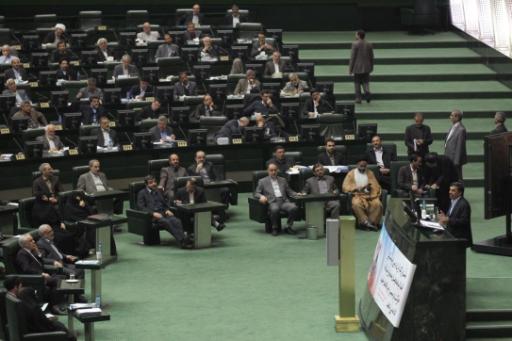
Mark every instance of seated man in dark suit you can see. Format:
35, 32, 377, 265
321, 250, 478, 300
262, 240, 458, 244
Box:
136, 175, 192, 248
96, 116, 118, 148
251, 32, 275, 60
81, 96, 106, 125
173, 72, 197, 100
318, 138, 344, 166
254, 162, 300, 236
32, 163, 74, 255
199, 36, 219, 62
397, 153, 425, 197
149, 115, 175, 143
255, 113, 278, 139
183, 22, 200, 42
263, 51, 290, 78
438, 182, 473, 247
56, 59, 80, 81
302, 89, 333, 118
266, 145, 295, 174
17, 287, 76, 341
36, 124, 65, 153
51, 41, 77, 63
242, 91, 279, 117
190, 94, 220, 122
158, 153, 188, 203
225, 4, 246, 28
216, 116, 249, 138
127, 78, 153, 100
141, 98, 163, 119
423, 152, 458, 213
16, 234, 65, 315
181, 4, 204, 26
113, 54, 140, 78
96, 37, 115, 62
187, 150, 231, 205
366, 135, 397, 191
4, 57, 28, 82
175, 178, 225, 231
37, 224, 83, 279
302, 163, 340, 219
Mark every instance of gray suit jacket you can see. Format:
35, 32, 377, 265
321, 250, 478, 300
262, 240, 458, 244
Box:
349, 39, 374, 74
234, 78, 261, 96
77, 171, 109, 193
254, 176, 297, 203
37, 238, 66, 262
36, 135, 64, 151
159, 166, 188, 196
149, 125, 174, 142
444, 122, 467, 166
113, 64, 140, 78
303, 175, 338, 195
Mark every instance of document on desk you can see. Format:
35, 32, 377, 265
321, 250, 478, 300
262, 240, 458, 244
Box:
76, 308, 102, 317
76, 260, 101, 266
419, 220, 445, 231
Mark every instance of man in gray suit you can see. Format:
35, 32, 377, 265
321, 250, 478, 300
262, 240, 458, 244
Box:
149, 116, 175, 143
234, 69, 261, 96
77, 159, 110, 194
444, 109, 467, 180
349, 30, 374, 104
302, 164, 340, 219
254, 163, 300, 236
154, 33, 180, 60
158, 153, 188, 203
36, 124, 65, 153
113, 54, 140, 78
77, 159, 123, 224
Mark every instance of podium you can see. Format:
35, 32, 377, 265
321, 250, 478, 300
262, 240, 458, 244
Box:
86, 189, 127, 217
291, 193, 340, 237
176, 201, 227, 248
359, 198, 467, 340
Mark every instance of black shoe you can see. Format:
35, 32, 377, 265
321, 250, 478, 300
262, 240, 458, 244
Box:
363, 222, 378, 231
355, 98, 362, 104
365, 93, 371, 103
272, 229, 279, 236
284, 227, 297, 235
215, 223, 226, 231
50, 305, 67, 315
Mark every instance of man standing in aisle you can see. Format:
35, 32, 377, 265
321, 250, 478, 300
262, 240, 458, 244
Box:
349, 30, 374, 104
444, 109, 467, 180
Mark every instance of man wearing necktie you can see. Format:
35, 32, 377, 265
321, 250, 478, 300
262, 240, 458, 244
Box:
37, 224, 83, 278
438, 182, 472, 246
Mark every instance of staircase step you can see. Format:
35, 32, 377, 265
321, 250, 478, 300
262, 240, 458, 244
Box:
300, 48, 506, 65
352, 99, 512, 115
466, 322, 512, 338
314, 64, 509, 82
467, 309, 512, 322
332, 81, 512, 100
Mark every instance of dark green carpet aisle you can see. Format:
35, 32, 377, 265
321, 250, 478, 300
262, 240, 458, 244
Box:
77, 190, 510, 341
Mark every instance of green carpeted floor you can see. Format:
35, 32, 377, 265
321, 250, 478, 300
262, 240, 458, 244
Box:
73, 189, 511, 341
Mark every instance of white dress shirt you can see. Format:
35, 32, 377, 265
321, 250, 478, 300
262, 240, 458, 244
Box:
270, 178, 282, 198
374, 148, 384, 167
91, 173, 106, 192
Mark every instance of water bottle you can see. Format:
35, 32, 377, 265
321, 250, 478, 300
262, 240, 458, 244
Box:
421, 199, 427, 220
95, 294, 101, 308
96, 241, 103, 262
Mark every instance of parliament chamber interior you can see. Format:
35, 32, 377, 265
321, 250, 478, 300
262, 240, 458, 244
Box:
0, 0, 512, 340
